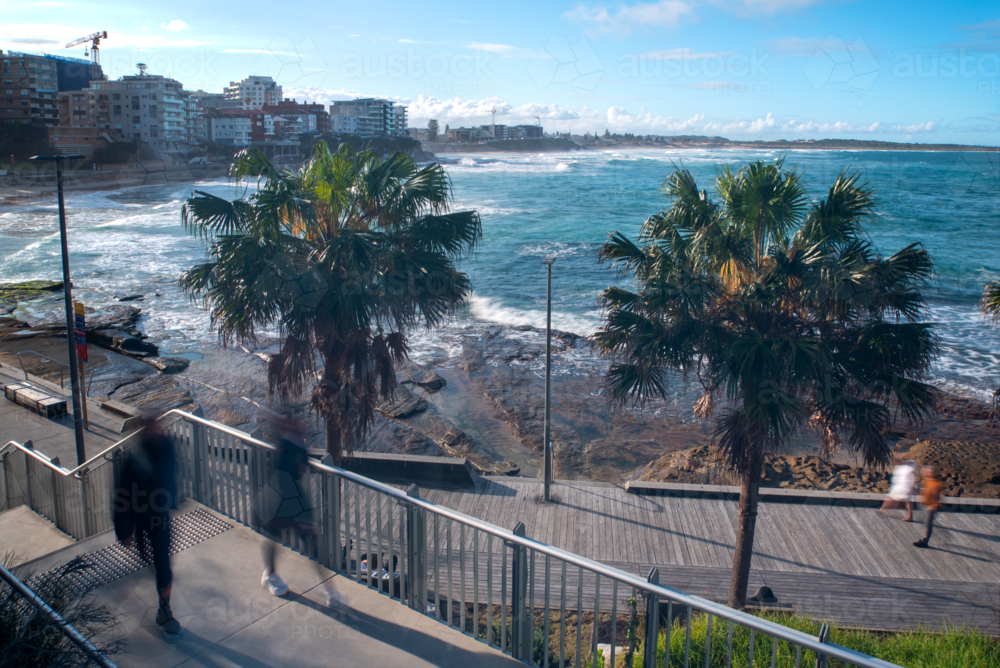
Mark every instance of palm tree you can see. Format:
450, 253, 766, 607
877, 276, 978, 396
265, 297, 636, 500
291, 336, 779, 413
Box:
593, 159, 938, 609
180, 142, 481, 463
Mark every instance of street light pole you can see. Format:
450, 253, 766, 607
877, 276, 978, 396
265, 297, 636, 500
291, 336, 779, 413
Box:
30, 155, 87, 467
542, 256, 555, 501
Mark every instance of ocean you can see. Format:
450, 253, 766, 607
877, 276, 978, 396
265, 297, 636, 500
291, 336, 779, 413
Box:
2, 148, 998, 402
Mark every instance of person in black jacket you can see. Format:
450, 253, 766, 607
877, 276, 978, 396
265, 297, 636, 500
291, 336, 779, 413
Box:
113, 414, 180, 635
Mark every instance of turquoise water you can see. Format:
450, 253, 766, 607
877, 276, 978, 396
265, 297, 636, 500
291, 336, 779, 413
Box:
1, 148, 998, 399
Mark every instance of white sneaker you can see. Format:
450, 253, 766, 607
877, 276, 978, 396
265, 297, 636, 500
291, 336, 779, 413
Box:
262, 571, 289, 596
326, 588, 347, 609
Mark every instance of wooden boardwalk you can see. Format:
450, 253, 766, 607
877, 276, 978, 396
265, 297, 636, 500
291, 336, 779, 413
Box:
405, 478, 1000, 634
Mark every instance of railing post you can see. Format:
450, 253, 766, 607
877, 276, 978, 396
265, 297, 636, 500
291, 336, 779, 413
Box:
814, 622, 830, 668
509, 521, 530, 662
320, 454, 341, 574
643, 568, 660, 668
51, 465, 66, 533
80, 469, 93, 538
406, 484, 426, 611
248, 439, 260, 533
192, 420, 208, 505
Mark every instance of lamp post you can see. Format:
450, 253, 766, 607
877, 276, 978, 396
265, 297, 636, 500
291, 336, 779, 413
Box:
29, 155, 87, 467
542, 256, 555, 501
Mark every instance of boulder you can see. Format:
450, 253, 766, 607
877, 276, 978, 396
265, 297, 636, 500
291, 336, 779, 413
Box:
115, 294, 144, 302
376, 385, 429, 419
88, 328, 159, 357
109, 374, 197, 413
146, 356, 190, 374
397, 360, 446, 391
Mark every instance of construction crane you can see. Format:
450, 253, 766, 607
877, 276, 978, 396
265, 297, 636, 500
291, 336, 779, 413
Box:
65, 31, 108, 66
533, 115, 541, 127
488, 107, 496, 139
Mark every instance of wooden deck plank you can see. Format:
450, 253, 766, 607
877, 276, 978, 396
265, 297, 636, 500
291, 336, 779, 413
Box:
391, 478, 1000, 635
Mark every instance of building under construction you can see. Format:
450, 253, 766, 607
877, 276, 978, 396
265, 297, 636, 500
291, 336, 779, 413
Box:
1, 51, 104, 126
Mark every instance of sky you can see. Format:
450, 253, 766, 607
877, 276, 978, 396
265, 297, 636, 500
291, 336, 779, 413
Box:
2, 0, 999, 145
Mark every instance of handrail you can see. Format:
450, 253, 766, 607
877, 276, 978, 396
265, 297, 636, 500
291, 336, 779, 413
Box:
16, 350, 95, 393
0, 562, 119, 668
1, 440, 70, 474
63, 428, 143, 476
161, 410, 899, 668
1, 430, 141, 478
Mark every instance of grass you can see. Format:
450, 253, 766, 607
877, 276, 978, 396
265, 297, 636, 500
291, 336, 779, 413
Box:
603, 611, 1000, 668
444, 598, 997, 667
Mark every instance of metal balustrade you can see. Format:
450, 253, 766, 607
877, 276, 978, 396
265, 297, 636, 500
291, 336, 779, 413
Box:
4, 410, 903, 668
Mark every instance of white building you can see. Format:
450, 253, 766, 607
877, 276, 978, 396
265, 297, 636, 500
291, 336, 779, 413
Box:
206, 114, 252, 147
224, 76, 282, 110
87, 72, 193, 158
329, 98, 408, 137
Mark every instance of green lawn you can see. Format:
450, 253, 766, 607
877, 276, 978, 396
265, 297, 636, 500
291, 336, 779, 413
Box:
600, 611, 999, 668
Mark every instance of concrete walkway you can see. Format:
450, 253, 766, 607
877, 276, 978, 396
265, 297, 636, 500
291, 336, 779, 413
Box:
24, 502, 522, 668
1, 362, 130, 466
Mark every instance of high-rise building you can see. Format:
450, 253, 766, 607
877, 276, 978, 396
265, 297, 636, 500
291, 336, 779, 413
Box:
329, 99, 408, 138
224, 76, 282, 110
0, 51, 100, 126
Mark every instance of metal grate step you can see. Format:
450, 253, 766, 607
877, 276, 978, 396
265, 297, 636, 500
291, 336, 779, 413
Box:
26, 508, 232, 596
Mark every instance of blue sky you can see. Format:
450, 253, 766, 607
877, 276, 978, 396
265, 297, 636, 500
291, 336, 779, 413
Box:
3, 0, 999, 144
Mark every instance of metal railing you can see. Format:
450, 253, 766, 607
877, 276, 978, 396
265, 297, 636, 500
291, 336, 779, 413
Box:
16, 350, 95, 393
158, 411, 900, 668
1, 430, 143, 540
0, 562, 119, 668
4, 410, 903, 667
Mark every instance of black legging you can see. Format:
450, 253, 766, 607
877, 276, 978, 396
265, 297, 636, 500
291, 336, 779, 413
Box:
136, 514, 172, 592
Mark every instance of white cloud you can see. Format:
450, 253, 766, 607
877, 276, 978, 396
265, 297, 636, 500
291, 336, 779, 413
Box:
161, 20, 189, 31
283, 88, 940, 140
466, 42, 531, 57
1, 23, 209, 49
566, 0, 832, 36
283, 86, 373, 106
565, 0, 696, 36
398, 38, 449, 45
222, 48, 297, 56
639, 48, 737, 60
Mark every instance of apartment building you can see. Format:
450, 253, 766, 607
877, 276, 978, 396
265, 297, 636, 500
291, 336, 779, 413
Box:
329, 98, 408, 138
1, 51, 100, 126
87, 73, 191, 157
263, 98, 330, 136
444, 124, 544, 142
203, 109, 269, 147
224, 75, 282, 110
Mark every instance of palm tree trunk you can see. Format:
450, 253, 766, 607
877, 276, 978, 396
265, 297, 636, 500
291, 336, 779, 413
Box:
325, 417, 342, 467
727, 470, 760, 609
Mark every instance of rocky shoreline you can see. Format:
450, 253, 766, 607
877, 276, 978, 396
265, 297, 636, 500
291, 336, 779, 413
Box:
2, 281, 997, 496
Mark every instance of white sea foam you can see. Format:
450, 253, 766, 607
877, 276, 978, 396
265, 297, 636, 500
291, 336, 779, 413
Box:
467, 293, 601, 336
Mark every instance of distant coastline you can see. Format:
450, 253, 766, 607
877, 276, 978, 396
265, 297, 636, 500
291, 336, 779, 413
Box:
429, 136, 999, 154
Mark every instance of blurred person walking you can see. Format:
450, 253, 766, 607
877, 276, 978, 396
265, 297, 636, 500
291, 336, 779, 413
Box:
113, 413, 181, 635
913, 466, 944, 548
257, 413, 340, 607
880, 458, 918, 521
